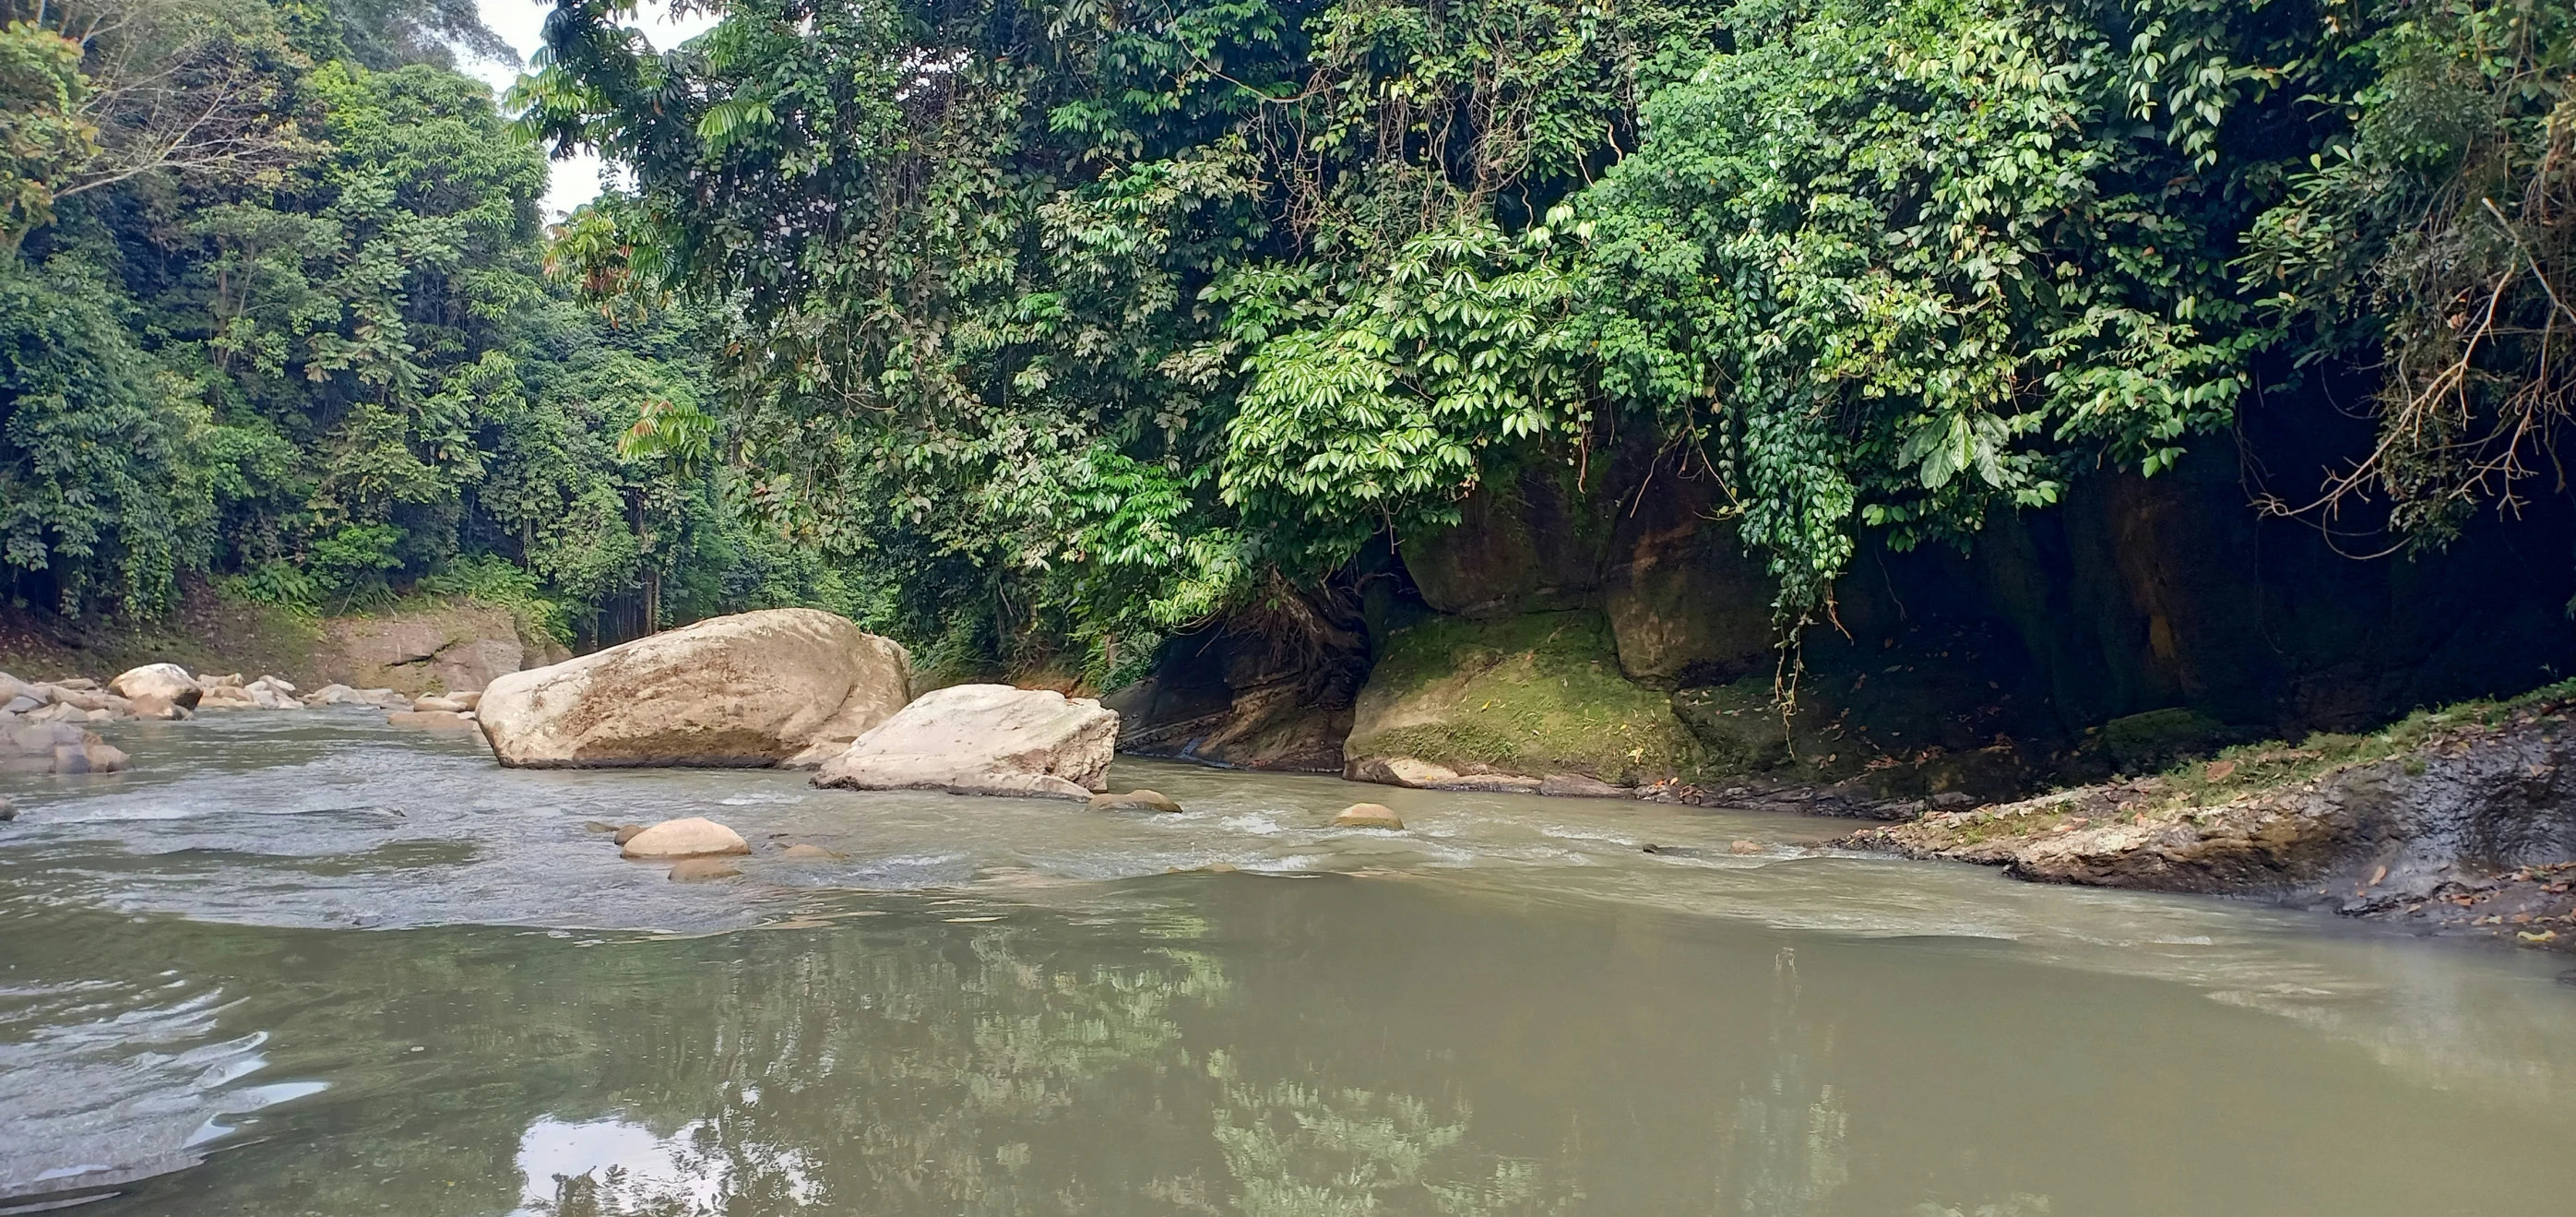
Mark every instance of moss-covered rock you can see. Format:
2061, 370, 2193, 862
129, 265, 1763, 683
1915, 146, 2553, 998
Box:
1343, 610, 1698, 787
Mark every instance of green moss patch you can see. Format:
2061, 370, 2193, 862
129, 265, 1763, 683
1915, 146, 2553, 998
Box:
1347, 610, 1699, 785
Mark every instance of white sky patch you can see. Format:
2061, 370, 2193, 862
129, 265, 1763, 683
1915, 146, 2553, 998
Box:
508, 1115, 818, 1214
468, 1, 725, 221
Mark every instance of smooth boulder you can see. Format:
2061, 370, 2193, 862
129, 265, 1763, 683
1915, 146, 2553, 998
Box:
1089, 789, 1182, 813
667, 858, 743, 882
477, 608, 912, 769
814, 685, 1117, 800
619, 817, 751, 859
32, 684, 113, 712
108, 663, 200, 710
1333, 803, 1405, 829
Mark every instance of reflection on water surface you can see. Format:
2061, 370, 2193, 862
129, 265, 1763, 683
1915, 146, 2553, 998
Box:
1, 713, 2572, 1214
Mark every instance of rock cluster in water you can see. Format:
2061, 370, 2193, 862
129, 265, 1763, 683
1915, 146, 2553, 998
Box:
0, 661, 514, 777
1, 670, 158, 774
2, 722, 128, 776
583, 813, 852, 881
465, 614, 1126, 802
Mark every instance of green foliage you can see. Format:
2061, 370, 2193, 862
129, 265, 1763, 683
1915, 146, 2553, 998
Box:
0, 21, 96, 245
414, 552, 573, 644
1217, 221, 1584, 564
18, 0, 2573, 682
0, 0, 859, 640
517, 0, 1727, 669
1570, 0, 2284, 609
222, 557, 321, 614
2242, 0, 2576, 546
0, 250, 215, 616
307, 520, 403, 607
517, 0, 2474, 672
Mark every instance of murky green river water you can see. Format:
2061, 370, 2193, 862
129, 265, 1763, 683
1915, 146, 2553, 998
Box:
4, 712, 2574, 1215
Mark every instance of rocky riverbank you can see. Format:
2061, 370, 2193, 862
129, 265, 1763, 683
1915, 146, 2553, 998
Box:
1841, 687, 2576, 951
23, 593, 2576, 960
0, 660, 503, 775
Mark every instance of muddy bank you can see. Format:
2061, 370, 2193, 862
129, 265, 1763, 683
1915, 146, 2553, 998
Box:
1842, 694, 2576, 951
1, 587, 562, 699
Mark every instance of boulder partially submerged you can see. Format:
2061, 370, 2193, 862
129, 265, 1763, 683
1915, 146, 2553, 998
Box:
814, 684, 1117, 799
621, 817, 751, 859
667, 857, 743, 882
2, 722, 129, 775
1089, 789, 1181, 813
474, 608, 912, 769
1333, 803, 1405, 829
318, 602, 553, 696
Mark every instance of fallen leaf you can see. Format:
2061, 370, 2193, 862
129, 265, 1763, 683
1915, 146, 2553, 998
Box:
2204, 759, 2238, 782
2368, 865, 2388, 887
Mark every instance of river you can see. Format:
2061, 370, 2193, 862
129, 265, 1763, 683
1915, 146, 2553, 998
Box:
3, 711, 2572, 1214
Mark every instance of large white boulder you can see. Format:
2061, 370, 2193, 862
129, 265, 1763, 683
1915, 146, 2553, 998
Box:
108, 663, 200, 717
813, 684, 1118, 800
476, 608, 912, 769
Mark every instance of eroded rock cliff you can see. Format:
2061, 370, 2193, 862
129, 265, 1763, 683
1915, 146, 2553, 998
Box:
1111, 428, 2576, 806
